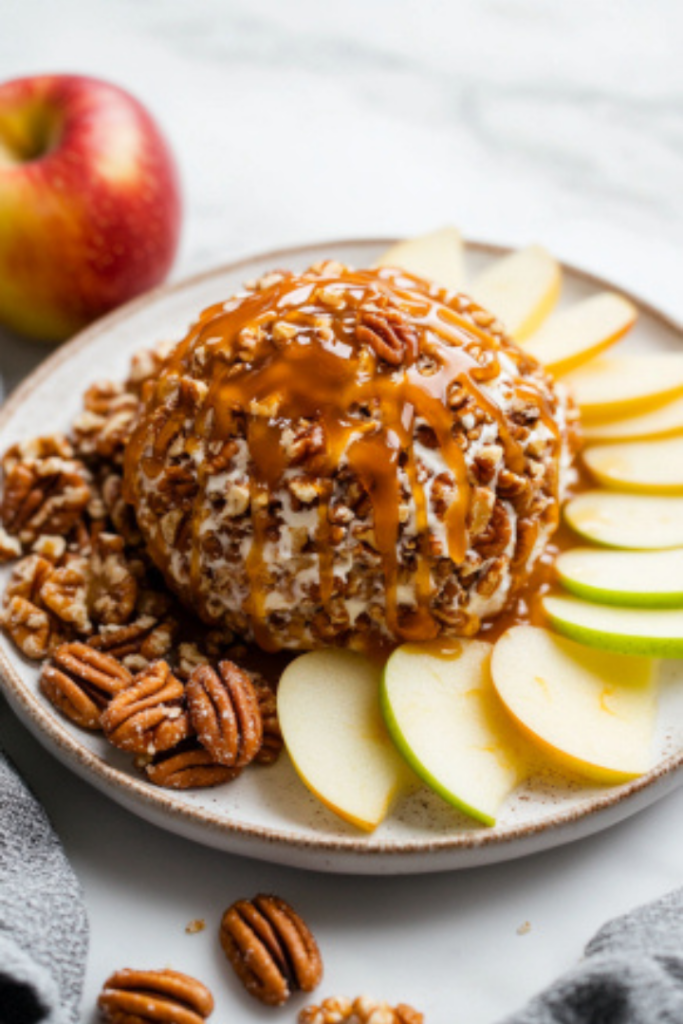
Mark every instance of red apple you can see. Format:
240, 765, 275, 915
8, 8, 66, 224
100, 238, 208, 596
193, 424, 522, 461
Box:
0, 74, 182, 342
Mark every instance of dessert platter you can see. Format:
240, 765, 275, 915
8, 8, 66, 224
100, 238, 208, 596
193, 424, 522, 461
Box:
1, 233, 683, 875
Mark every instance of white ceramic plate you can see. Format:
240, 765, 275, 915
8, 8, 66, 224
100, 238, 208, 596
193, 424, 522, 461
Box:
1, 237, 683, 875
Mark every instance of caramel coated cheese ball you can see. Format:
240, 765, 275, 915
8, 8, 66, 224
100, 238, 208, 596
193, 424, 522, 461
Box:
124, 262, 574, 652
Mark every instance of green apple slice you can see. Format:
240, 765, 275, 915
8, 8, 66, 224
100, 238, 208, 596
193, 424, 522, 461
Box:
278, 650, 413, 831
521, 292, 636, 377
375, 227, 465, 291
563, 354, 683, 421
543, 594, 683, 657
583, 435, 683, 494
491, 626, 656, 784
582, 393, 683, 444
381, 640, 527, 826
469, 244, 561, 341
557, 547, 683, 608
564, 491, 683, 549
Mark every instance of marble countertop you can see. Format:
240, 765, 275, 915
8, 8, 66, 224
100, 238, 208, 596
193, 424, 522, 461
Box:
1, 2, 683, 1021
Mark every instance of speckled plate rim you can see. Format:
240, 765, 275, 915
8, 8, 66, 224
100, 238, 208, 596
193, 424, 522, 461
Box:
1, 236, 683, 871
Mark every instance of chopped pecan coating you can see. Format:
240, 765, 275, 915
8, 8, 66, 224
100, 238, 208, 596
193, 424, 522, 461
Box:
0, 455, 91, 546
98, 968, 214, 1024
219, 894, 323, 1006
145, 738, 241, 790
186, 661, 262, 768
100, 660, 189, 755
40, 642, 132, 730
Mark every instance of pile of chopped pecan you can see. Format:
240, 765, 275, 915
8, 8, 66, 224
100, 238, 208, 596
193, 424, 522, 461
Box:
0, 345, 282, 789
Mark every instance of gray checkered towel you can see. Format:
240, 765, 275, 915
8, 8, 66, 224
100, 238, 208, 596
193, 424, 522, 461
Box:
0, 750, 88, 1024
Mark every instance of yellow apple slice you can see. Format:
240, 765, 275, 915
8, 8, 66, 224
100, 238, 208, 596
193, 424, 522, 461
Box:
375, 227, 465, 291
557, 547, 683, 608
380, 640, 527, 826
469, 245, 560, 341
563, 354, 683, 421
564, 491, 683, 550
520, 292, 636, 376
543, 593, 683, 657
491, 626, 656, 783
582, 394, 683, 444
583, 435, 683, 494
278, 650, 413, 831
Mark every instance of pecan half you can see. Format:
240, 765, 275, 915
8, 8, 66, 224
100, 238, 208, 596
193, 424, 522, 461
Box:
98, 968, 214, 1024
40, 642, 132, 729
299, 996, 424, 1024
1, 555, 77, 659
145, 739, 241, 790
88, 532, 137, 626
0, 456, 91, 545
219, 894, 323, 1006
101, 660, 189, 755
253, 680, 283, 766
186, 661, 262, 768
356, 307, 418, 367
88, 615, 176, 667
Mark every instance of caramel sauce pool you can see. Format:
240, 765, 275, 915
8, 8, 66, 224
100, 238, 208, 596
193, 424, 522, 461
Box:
125, 266, 567, 654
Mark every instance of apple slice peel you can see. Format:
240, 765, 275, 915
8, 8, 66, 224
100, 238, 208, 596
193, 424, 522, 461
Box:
557, 547, 683, 608
491, 626, 656, 784
381, 640, 527, 826
543, 594, 683, 658
583, 435, 683, 494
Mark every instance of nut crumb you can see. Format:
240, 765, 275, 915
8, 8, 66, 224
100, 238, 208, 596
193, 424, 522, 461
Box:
517, 921, 531, 935
185, 918, 206, 935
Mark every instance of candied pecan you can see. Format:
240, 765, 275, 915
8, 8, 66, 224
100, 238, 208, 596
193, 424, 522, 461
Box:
145, 738, 241, 789
72, 381, 139, 463
220, 894, 323, 1006
98, 968, 214, 1024
252, 680, 282, 766
101, 660, 189, 755
1, 434, 73, 475
186, 661, 262, 768
0, 526, 21, 563
40, 642, 132, 729
40, 556, 92, 634
175, 642, 210, 681
356, 307, 418, 367
299, 996, 424, 1024
1, 555, 84, 659
88, 532, 137, 626
88, 615, 175, 666
0, 456, 91, 546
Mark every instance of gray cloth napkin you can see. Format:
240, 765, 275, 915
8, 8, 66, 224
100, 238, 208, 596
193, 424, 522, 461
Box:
500, 888, 683, 1023
0, 751, 88, 1024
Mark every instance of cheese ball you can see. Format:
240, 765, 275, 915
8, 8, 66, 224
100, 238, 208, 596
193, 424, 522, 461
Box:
124, 262, 574, 652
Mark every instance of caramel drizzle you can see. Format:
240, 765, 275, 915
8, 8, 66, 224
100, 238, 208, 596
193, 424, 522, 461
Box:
125, 268, 561, 651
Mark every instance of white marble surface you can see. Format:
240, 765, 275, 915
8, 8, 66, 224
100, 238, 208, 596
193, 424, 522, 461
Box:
1, 2, 683, 1021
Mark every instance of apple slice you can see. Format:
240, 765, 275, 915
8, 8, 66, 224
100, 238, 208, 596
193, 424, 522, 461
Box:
381, 640, 526, 826
583, 435, 683, 494
520, 292, 636, 377
543, 593, 683, 657
278, 650, 413, 831
582, 394, 683, 444
491, 626, 656, 784
564, 491, 683, 550
557, 547, 683, 608
469, 245, 560, 342
375, 227, 465, 291
562, 354, 683, 422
